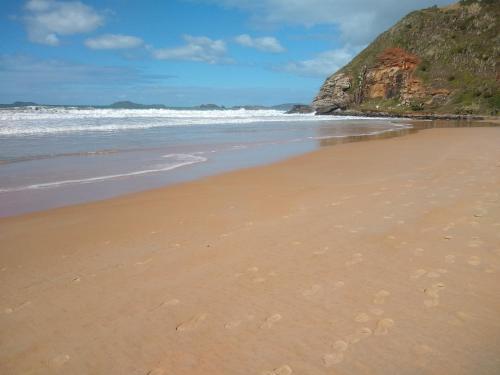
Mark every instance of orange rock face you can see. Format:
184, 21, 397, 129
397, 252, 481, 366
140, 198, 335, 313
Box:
363, 48, 426, 104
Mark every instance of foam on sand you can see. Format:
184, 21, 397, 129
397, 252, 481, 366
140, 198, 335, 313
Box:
0, 153, 207, 193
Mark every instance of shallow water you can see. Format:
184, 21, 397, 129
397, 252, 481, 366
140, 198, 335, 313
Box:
0, 107, 410, 216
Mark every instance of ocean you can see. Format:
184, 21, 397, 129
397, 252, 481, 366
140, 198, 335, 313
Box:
0, 107, 410, 216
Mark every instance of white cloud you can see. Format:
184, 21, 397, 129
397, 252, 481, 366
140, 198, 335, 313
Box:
201, 0, 455, 45
234, 34, 285, 53
152, 35, 228, 64
85, 34, 143, 50
23, 0, 104, 46
281, 46, 358, 77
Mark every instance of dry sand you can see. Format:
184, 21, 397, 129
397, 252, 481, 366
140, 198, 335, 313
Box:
1, 126, 499, 374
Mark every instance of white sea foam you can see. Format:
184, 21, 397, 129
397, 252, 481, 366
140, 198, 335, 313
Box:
0, 107, 375, 136
0, 153, 207, 193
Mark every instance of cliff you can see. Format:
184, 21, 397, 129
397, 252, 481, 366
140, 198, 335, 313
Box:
312, 0, 499, 116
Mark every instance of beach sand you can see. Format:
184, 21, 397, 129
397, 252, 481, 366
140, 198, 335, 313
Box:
1, 126, 499, 374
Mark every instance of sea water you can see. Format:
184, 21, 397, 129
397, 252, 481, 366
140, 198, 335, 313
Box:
0, 107, 409, 216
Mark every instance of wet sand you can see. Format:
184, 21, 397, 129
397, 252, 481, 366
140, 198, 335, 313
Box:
1, 126, 500, 374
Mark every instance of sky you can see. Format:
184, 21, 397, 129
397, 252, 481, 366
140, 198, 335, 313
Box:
0, 0, 455, 106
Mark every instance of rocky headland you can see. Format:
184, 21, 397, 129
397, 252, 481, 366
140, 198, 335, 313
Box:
312, 0, 499, 117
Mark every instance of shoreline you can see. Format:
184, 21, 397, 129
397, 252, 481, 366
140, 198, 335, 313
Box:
1, 126, 499, 374
1, 118, 498, 219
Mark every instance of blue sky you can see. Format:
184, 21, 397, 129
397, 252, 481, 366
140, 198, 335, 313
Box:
0, 0, 454, 106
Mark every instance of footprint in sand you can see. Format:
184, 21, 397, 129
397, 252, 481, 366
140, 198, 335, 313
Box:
252, 277, 267, 283
4, 301, 31, 314
423, 282, 445, 307
151, 298, 180, 311
354, 313, 370, 323
313, 246, 329, 256
334, 281, 345, 289
135, 258, 152, 266
410, 269, 427, 280
467, 256, 481, 266
346, 327, 372, 344
373, 290, 390, 305
443, 222, 456, 231
302, 284, 322, 297
262, 365, 293, 375
473, 209, 487, 218
323, 340, 349, 367
413, 248, 425, 256
468, 238, 484, 248
369, 307, 384, 316
225, 320, 242, 329
346, 253, 363, 266
374, 318, 395, 336
49, 354, 70, 368
426, 270, 442, 278
176, 313, 207, 332
445, 255, 456, 264
261, 314, 282, 329
448, 311, 473, 326
484, 266, 497, 274
160, 299, 180, 308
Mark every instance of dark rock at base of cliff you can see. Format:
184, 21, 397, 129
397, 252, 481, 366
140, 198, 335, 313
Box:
314, 106, 346, 115
286, 104, 314, 114
318, 109, 484, 121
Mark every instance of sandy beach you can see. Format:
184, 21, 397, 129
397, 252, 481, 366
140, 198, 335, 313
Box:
1, 125, 499, 374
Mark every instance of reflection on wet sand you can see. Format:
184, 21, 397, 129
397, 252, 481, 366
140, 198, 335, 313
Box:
317, 120, 500, 148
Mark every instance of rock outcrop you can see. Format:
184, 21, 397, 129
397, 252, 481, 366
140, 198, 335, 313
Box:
313, 0, 499, 116
285, 104, 314, 114
312, 73, 353, 114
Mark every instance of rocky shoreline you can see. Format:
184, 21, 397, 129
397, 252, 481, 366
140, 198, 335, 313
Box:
286, 104, 489, 121
316, 109, 486, 121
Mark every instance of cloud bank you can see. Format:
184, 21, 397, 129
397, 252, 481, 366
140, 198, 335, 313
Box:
201, 0, 455, 45
23, 0, 104, 46
152, 35, 228, 64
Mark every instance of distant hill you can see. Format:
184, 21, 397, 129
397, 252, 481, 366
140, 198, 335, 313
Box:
108, 101, 167, 109
0, 101, 39, 108
313, 0, 499, 116
0, 101, 306, 111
